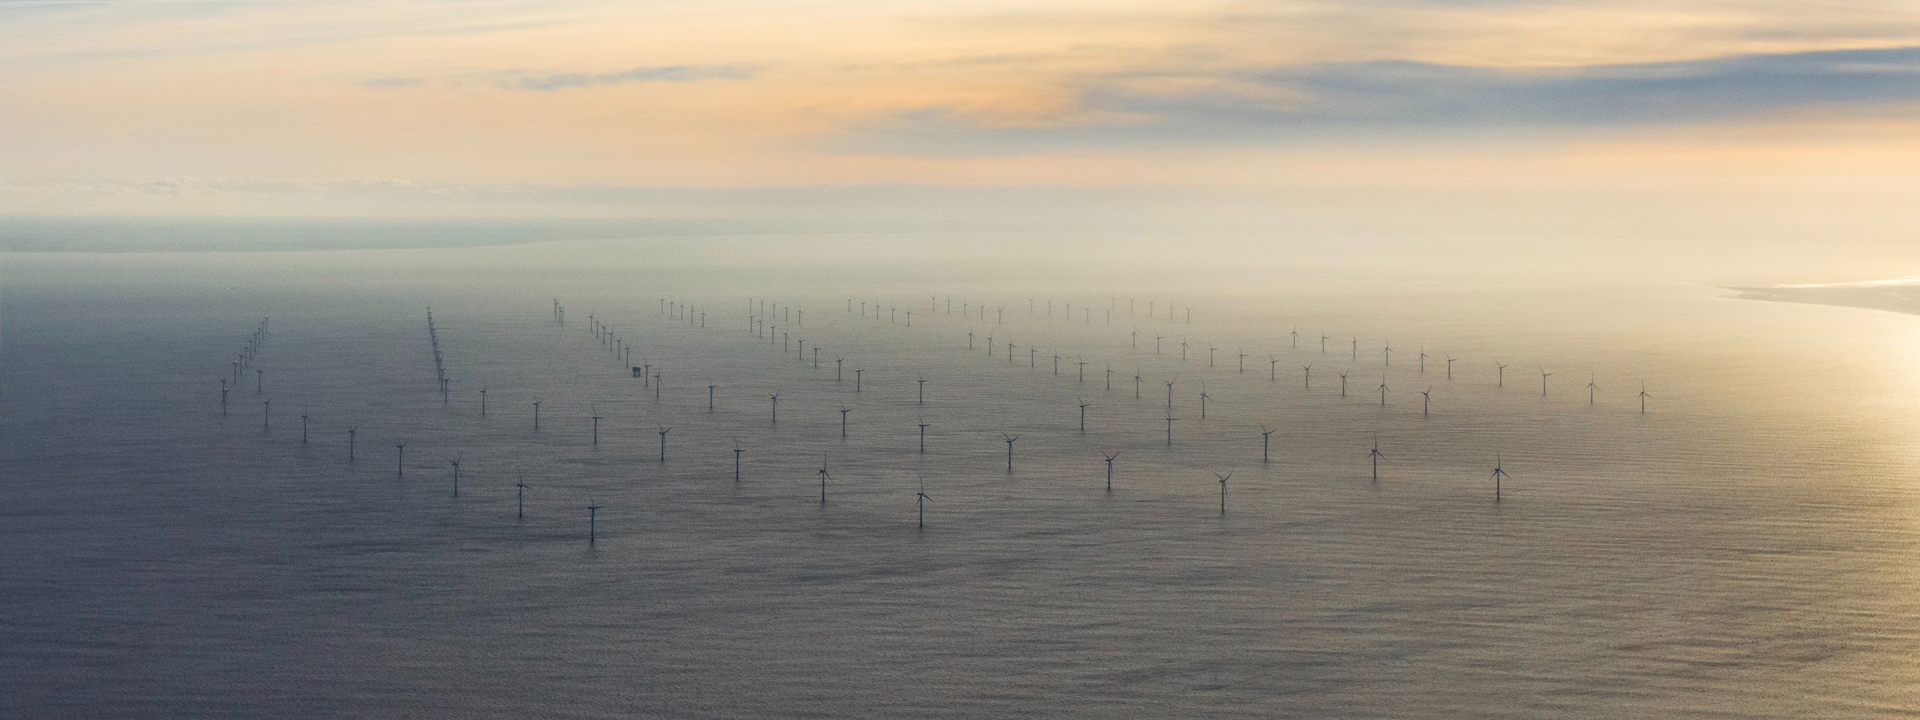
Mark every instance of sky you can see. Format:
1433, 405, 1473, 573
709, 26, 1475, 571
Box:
3, 0, 1919, 267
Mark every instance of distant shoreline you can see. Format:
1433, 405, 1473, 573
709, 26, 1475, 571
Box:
1728, 284, 1920, 317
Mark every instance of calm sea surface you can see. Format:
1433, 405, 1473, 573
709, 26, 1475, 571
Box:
5, 235, 1919, 718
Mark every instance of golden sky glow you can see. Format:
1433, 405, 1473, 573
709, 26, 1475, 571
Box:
4, 0, 1920, 238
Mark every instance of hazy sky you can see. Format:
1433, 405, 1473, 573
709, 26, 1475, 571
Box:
4, 0, 1918, 253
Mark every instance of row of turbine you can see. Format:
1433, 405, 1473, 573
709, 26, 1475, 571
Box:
218, 316, 270, 415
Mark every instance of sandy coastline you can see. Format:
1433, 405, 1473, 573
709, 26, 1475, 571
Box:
1729, 283, 1920, 316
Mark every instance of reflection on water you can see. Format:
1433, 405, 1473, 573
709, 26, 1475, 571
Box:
4, 236, 1919, 718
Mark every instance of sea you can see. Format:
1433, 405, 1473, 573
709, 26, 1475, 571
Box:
4, 233, 1918, 718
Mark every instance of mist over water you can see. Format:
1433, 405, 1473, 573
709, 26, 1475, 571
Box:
6, 235, 1920, 718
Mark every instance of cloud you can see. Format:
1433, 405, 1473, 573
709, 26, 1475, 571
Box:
836, 46, 1920, 155
502, 64, 753, 91
1227, 46, 1920, 125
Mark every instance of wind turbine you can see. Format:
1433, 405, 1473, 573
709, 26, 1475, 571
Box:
515, 476, 529, 519
1445, 354, 1455, 380
1378, 376, 1389, 407
1003, 433, 1020, 472
1078, 399, 1091, 432
657, 426, 670, 462
1419, 348, 1428, 373
769, 393, 779, 424
587, 496, 601, 544
1587, 376, 1597, 405
1540, 368, 1553, 396
449, 454, 462, 495
1303, 364, 1312, 389
1320, 333, 1329, 355
1420, 387, 1432, 417
818, 454, 831, 503
348, 426, 357, 460
396, 440, 408, 478
1199, 384, 1210, 419
1215, 472, 1231, 514
1638, 383, 1651, 414
1496, 362, 1508, 388
1383, 342, 1392, 366
839, 406, 851, 438
1338, 371, 1348, 397
918, 417, 929, 453
915, 478, 932, 528
1102, 451, 1119, 491
1369, 437, 1384, 482
1493, 454, 1511, 501
1260, 425, 1275, 462
734, 443, 743, 481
